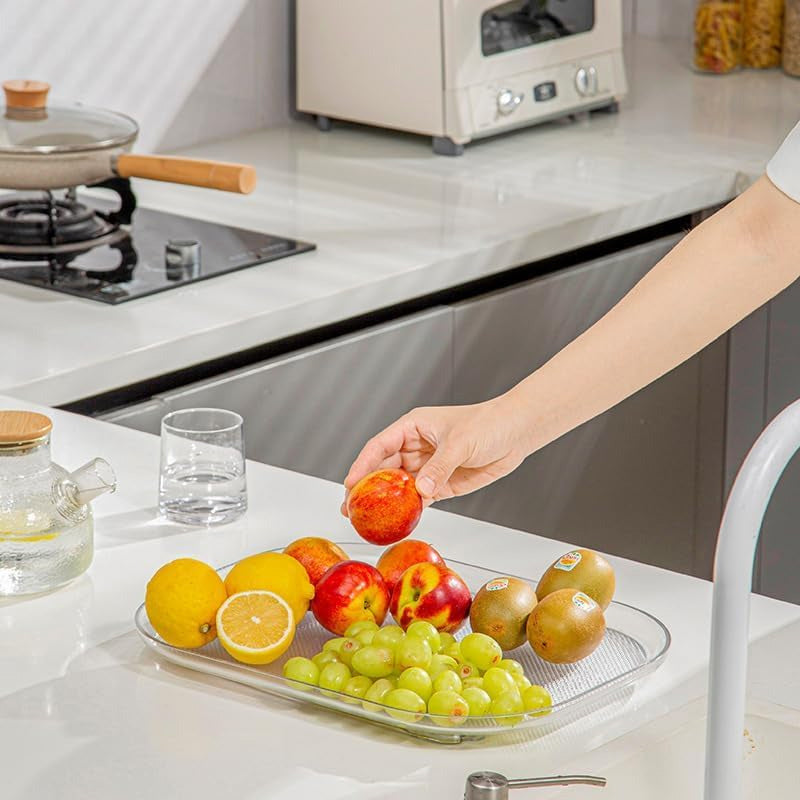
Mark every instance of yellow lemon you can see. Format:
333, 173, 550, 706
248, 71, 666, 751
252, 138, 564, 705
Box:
145, 558, 227, 648
217, 590, 295, 665
224, 552, 314, 622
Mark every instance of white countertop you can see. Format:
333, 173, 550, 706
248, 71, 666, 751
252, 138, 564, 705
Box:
2, 400, 800, 799
5, 37, 800, 406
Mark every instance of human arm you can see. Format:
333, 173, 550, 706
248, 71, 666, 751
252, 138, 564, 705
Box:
344, 175, 800, 504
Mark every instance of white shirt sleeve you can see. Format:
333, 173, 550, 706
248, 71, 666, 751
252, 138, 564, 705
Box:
767, 122, 800, 202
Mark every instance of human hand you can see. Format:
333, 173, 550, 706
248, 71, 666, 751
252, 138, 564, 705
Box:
342, 395, 530, 512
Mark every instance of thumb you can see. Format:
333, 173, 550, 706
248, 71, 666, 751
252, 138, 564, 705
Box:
415, 443, 465, 499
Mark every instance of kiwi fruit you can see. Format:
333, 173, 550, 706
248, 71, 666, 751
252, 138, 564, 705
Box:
536, 548, 615, 610
526, 588, 606, 664
469, 576, 537, 651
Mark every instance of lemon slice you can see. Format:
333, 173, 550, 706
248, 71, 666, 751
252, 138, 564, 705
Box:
216, 590, 295, 665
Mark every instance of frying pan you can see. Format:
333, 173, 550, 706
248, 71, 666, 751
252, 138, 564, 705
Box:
0, 80, 256, 193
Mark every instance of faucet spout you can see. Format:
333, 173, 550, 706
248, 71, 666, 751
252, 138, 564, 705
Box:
705, 397, 800, 800
68, 457, 117, 506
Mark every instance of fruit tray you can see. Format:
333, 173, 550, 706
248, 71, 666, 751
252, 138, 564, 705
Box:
134, 542, 670, 744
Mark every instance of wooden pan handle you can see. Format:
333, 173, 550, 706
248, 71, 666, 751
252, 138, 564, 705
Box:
114, 154, 256, 194
3, 80, 50, 109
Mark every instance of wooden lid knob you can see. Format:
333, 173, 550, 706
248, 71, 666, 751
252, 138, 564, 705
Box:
3, 80, 50, 110
0, 410, 52, 444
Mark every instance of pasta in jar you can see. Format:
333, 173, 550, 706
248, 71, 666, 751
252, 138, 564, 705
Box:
784, 0, 800, 76
694, 0, 744, 73
743, 0, 783, 68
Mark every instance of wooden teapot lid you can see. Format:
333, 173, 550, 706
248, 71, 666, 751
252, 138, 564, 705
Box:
0, 410, 52, 443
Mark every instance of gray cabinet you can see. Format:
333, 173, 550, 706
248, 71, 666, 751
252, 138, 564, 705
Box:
439, 236, 727, 578
102, 308, 453, 483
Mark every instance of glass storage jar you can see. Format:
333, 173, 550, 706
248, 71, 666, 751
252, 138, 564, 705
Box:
784, 0, 800, 75
694, 0, 745, 73
743, 0, 783, 67
0, 410, 116, 595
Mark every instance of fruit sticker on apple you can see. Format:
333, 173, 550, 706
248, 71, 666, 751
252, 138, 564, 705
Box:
311, 560, 390, 635
346, 468, 423, 545
390, 562, 471, 633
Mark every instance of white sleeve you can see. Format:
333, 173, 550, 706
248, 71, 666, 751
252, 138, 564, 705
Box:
767, 122, 800, 203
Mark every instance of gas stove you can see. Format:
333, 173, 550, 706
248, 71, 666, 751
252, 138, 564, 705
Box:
0, 179, 314, 304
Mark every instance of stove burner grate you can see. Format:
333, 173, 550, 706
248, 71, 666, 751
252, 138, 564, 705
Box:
0, 194, 115, 247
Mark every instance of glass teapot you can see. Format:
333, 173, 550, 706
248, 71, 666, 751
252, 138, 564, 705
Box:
0, 410, 116, 595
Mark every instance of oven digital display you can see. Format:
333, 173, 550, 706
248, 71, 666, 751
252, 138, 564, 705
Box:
481, 0, 595, 56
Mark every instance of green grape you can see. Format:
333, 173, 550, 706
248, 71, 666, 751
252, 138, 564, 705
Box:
318, 662, 351, 697
350, 645, 395, 679
462, 686, 492, 716
499, 658, 524, 676
397, 667, 433, 702
427, 690, 469, 727
343, 675, 373, 704
382, 688, 426, 722
355, 629, 376, 646
442, 642, 462, 662
362, 677, 396, 713
522, 685, 553, 716
428, 654, 459, 678
432, 670, 462, 694
395, 636, 432, 671
337, 637, 362, 667
322, 637, 347, 654
483, 667, 517, 699
491, 691, 524, 726
458, 662, 481, 681
282, 657, 320, 691
437, 631, 456, 653
513, 673, 532, 692
373, 625, 405, 650
406, 620, 442, 653
460, 633, 503, 672
345, 620, 380, 638
312, 651, 340, 669
462, 676, 484, 690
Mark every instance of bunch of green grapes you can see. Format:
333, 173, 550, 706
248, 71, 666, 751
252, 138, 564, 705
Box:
282, 623, 553, 727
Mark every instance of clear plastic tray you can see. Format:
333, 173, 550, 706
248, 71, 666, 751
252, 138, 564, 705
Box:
135, 542, 670, 744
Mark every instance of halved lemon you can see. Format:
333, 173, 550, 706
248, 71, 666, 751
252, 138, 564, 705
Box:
216, 590, 295, 665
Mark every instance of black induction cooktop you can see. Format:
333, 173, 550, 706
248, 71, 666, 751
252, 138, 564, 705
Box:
0, 182, 315, 304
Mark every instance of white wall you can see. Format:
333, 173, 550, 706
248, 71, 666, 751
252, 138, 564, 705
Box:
623, 0, 694, 39
159, 0, 291, 151
0, 0, 290, 153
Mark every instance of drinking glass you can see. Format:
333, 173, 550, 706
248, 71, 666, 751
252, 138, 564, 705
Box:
158, 408, 247, 526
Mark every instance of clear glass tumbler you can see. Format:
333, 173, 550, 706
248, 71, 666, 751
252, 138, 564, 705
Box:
158, 408, 247, 526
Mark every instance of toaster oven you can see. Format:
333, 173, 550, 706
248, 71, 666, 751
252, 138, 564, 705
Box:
296, 0, 627, 155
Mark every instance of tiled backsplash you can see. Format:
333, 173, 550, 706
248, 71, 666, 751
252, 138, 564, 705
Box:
624, 0, 693, 38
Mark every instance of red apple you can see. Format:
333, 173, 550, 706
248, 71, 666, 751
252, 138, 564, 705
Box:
311, 560, 390, 635
284, 537, 349, 586
347, 468, 423, 546
390, 562, 471, 633
377, 539, 445, 595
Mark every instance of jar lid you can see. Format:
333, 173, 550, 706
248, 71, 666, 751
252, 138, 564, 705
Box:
0, 410, 52, 444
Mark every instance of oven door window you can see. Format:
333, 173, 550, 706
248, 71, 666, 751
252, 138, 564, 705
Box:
481, 0, 595, 56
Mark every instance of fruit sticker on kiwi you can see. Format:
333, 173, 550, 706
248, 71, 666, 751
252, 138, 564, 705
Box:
572, 591, 597, 613
554, 551, 582, 572
485, 578, 509, 592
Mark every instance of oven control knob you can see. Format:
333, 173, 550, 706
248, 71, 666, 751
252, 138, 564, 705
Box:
496, 88, 523, 115
575, 66, 599, 97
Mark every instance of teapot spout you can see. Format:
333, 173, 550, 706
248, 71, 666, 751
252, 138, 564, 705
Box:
68, 458, 117, 505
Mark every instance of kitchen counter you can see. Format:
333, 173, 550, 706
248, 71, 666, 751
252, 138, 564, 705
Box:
2, 400, 800, 799
5, 37, 800, 406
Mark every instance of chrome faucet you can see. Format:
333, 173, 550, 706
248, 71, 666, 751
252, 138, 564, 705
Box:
705, 397, 800, 799
464, 771, 606, 799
